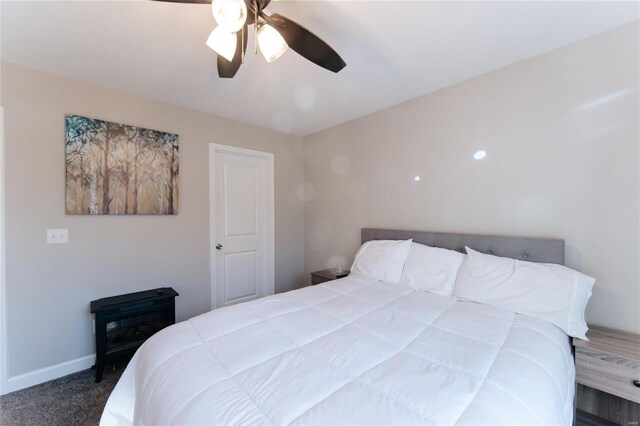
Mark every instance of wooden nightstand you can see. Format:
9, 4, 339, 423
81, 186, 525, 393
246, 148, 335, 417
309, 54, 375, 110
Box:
573, 326, 640, 425
310, 268, 350, 285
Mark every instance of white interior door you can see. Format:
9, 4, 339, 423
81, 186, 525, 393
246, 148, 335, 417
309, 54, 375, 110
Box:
210, 144, 274, 309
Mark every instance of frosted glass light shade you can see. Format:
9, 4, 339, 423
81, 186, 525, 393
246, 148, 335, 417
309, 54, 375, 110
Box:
206, 27, 237, 62
211, 0, 247, 33
257, 24, 288, 63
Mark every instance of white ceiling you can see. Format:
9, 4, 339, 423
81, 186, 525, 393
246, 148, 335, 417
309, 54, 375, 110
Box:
1, 1, 638, 136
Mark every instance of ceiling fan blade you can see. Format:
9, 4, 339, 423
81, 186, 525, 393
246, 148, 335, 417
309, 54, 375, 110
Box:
266, 13, 346, 73
217, 25, 248, 78
151, 0, 212, 4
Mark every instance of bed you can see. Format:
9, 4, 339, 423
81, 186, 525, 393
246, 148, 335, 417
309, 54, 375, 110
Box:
101, 229, 575, 425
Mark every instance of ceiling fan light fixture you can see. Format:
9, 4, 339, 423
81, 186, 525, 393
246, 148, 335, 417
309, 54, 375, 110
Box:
257, 24, 288, 63
211, 0, 247, 33
206, 26, 237, 62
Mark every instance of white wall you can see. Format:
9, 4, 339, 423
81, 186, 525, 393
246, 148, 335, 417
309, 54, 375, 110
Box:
304, 23, 640, 334
0, 62, 305, 381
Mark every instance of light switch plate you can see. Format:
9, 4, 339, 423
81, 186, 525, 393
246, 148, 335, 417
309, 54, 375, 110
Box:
47, 229, 69, 244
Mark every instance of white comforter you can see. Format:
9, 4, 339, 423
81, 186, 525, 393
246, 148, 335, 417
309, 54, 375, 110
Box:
101, 274, 575, 425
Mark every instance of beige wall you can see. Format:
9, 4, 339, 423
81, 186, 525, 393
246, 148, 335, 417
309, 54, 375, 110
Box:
2, 21, 638, 383
304, 23, 640, 334
0, 62, 305, 377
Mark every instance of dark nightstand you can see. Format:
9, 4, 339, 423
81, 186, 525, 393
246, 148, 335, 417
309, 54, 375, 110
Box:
310, 268, 350, 285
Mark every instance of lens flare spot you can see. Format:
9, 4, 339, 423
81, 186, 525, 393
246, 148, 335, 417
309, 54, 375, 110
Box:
473, 150, 487, 160
330, 155, 351, 175
294, 84, 317, 112
295, 182, 315, 201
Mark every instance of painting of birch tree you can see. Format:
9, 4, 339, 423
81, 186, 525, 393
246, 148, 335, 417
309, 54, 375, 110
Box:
65, 115, 179, 215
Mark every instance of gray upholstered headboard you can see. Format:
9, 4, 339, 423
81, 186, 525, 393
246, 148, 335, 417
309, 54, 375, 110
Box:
361, 228, 565, 265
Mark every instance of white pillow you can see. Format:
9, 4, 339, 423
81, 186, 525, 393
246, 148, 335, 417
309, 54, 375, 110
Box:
399, 243, 465, 296
453, 247, 595, 339
351, 239, 412, 283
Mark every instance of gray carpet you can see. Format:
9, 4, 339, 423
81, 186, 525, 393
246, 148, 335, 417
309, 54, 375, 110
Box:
0, 367, 122, 426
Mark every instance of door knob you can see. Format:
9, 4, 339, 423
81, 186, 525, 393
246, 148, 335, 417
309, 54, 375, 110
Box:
216, 244, 223, 250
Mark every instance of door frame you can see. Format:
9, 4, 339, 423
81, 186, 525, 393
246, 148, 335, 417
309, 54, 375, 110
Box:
209, 143, 275, 310
0, 107, 7, 395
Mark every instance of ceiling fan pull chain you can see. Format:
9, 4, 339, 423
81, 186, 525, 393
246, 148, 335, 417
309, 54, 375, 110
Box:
254, 2, 258, 55
241, 26, 245, 64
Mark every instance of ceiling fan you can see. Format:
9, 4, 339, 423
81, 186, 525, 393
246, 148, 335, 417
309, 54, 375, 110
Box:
153, 0, 347, 78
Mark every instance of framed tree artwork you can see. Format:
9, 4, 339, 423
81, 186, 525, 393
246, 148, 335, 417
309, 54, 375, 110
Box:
65, 115, 179, 215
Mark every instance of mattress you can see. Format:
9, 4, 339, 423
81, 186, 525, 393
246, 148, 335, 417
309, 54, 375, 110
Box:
101, 274, 575, 425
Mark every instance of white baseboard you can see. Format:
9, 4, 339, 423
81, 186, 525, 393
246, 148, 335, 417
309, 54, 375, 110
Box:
4, 354, 95, 394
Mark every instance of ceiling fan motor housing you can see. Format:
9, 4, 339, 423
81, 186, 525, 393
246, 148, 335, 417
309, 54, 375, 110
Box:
245, 0, 271, 24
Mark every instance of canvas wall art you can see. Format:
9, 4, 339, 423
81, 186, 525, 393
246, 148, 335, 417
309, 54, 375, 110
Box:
65, 115, 179, 215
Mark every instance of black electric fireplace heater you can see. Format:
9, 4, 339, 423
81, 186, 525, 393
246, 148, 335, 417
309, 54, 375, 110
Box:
90, 287, 178, 382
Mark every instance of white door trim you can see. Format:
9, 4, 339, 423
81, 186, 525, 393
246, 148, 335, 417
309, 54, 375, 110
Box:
209, 143, 275, 310
0, 106, 7, 395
